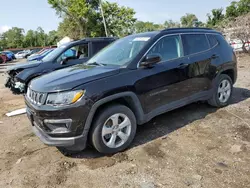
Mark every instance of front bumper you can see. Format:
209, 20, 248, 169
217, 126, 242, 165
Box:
25, 95, 93, 151
32, 122, 88, 148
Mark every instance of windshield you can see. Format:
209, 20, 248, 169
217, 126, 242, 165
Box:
42, 45, 68, 62
87, 35, 152, 66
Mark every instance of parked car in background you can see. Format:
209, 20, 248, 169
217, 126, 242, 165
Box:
5, 37, 116, 94
29, 47, 56, 58
3, 51, 16, 61
15, 51, 30, 59
0, 52, 8, 64
24, 49, 41, 58
27, 48, 55, 62
229, 39, 250, 52
0, 52, 12, 61
25, 28, 237, 155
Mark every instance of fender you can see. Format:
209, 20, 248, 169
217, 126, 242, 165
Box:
16, 69, 46, 83
83, 92, 145, 133
215, 64, 237, 83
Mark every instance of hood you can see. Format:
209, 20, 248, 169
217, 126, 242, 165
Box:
7, 61, 41, 72
30, 64, 120, 92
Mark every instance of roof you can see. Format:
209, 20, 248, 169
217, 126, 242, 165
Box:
69, 37, 117, 46
161, 27, 220, 34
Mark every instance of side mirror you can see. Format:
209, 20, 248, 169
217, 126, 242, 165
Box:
141, 54, 161, 68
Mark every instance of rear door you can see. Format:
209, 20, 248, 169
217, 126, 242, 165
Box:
179, 33, 215, 97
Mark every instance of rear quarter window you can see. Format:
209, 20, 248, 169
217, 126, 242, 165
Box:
207, 34, 218, 48
181, 34, 209, 56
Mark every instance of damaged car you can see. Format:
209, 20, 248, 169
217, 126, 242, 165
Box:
5, 37, 116, 94
26, 28, 237, 154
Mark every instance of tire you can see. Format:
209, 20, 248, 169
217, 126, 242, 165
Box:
57, 147, 81, 156
90, 104, 137, 154
208, 74, 233, 107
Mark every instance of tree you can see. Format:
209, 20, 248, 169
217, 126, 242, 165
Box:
164, 19, 180, 28
57, 17, 82, 39
48, 0, 100, 37
2, 27, 24, 48
226, 0, 250, 19
225, 13, 250, 53
102, 2, 136, 37
180, 13, 201, 27
207, 8, 224, 27
23, 30, 36, 47
133, 21, 163, 33
49, 0, 137, 38
47, 30, 58, 45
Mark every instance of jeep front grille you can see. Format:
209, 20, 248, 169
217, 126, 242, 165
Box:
26, 87, 47, 105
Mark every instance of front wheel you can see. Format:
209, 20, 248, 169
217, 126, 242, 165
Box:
90, 104, 137, 154
208, 74, 233, 107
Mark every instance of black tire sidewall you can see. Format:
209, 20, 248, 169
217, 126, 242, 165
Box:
214, 74, 233, 107
91, 105, 137, 154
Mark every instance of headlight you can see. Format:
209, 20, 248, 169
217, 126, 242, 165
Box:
46, 90, 85, 106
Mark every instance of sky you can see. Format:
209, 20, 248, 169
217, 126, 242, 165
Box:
0, 0, 234, 34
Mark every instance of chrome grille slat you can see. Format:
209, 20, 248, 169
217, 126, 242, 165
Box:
26, 87, 46, 105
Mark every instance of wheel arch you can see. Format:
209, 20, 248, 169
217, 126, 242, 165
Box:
216, 67, 236, 84
84, 92, 145, 134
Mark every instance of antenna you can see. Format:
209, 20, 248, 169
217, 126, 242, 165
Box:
99, 0, 108, 37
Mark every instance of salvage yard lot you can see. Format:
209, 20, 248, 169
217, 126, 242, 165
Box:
0, 56, 250, 188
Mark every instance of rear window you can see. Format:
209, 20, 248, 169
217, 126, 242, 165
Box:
207, 34, 218, 48
181, 34, 210, 56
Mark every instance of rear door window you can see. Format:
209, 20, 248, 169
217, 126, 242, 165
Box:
181, 34, 209, 56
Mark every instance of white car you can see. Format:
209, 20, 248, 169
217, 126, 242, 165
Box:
15, 51, 30, 59
229, 39, 250, 52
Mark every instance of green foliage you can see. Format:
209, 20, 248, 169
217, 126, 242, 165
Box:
226, 0, 250, 19
164, 19, 180, 28
102, 2, 137, 37
133, 21, 164, 33
2, 27, 24, 48
0, 27, 58, 49
47, 30, 59, 45
48, 0, 137, 38
180, 13, 199, 27
207, 8, 224, 27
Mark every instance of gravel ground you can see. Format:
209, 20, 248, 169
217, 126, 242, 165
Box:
0, 56, 249, 188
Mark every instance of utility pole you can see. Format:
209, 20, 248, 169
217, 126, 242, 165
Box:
99, 0, 108, 37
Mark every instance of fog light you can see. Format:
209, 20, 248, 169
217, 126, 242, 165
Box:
44, 119, 72, 134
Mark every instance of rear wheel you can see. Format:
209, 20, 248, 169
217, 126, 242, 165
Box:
208, 74, 233, 107
90, 104, 137, 154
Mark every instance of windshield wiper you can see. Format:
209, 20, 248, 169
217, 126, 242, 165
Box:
86, 62, 105, 66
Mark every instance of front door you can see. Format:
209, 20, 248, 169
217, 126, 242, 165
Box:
135, 34, 190, 114
50, 43, 90, 72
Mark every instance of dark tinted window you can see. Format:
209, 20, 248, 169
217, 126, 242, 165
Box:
181, 34, 209, 56
92, 41, 112, 55
207, 34, 218, 48
148, 35, 182, 61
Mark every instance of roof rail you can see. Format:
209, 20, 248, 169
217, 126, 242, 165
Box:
161, 27, 213, 32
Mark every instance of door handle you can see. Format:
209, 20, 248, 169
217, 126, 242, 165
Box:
178, 63, 189, 68
211, 54, 219, 59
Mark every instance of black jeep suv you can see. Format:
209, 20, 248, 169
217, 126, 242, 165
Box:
5, 37, 116, 94
25, 28, 237, 154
